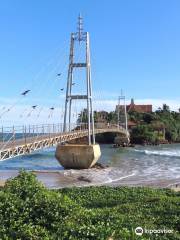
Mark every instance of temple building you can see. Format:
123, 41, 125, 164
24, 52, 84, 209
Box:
127, 98, 152, 113
116, 98, 152, 113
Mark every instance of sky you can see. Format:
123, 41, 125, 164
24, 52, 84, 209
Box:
0, 0, 180, 125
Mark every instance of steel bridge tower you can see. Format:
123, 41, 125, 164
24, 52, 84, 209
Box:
117, 90, 128, 132
63, 14, 95, 145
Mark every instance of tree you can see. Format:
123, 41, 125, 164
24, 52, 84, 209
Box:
162, 104, 170, 112
143, 113, 155, 124
130, 125, 158, 144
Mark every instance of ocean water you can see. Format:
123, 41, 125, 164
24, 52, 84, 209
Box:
0, 147, 62, 171
0, 144, 179, 187
106, 143, 180, 187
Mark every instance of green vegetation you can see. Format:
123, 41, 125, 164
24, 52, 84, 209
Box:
78, 104, 180, 144
129, 104, 180, 144
0, 171, 179, 239
77, 109, 118, 125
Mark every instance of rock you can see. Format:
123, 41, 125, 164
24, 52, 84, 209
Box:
77, 176, 91, 183
92, 162, 109, 169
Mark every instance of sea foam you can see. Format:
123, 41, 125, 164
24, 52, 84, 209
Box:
134, 149, 180, 158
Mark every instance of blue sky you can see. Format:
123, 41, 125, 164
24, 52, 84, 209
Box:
0, 0, 180, 124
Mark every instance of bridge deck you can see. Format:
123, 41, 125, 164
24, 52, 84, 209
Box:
0, 128, 128, 160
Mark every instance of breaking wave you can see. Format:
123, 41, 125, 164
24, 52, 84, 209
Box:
134, 149, 180, 158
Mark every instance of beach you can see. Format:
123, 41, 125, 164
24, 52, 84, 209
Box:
0, 167, 180, 191
0, 143, 180, 190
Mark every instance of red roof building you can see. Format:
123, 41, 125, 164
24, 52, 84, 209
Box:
127, 98, 152, 113
116, 98, 152, 113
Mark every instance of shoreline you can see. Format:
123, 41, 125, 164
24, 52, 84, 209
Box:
0, 168, 180, 191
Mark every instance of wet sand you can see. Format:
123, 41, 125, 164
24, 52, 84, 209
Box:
0, 168, 180, 190
0, 180, 5, 187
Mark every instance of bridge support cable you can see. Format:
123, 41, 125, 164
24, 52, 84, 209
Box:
0, 40, 70, 124
24, 37, 85, 127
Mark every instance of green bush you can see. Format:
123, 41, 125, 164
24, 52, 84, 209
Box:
0, 171, 179, 239
130, 124, 158, 144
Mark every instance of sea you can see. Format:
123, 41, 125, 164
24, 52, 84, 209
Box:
0, 143, 180, 188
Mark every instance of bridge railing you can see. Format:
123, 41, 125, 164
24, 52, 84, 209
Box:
0, 123, 128, 151
0, 123, 89, 146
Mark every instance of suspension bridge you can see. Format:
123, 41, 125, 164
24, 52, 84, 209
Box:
0, 15, 129, 167
0, 123, 128, 161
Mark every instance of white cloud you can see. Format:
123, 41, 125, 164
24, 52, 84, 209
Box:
133, 98, 180, 111
0, 97, 179, 127
93, 98, 180, 112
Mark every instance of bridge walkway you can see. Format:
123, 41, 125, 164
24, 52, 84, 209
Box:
0, 124, 129, 160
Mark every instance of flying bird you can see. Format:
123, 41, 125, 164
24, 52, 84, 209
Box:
21, 90, 30, 96
50, 107, 54, 110
60, 88, 64, 91
57, 73, 61, 76
32, 105, 37, 109
72, 83, 75, 86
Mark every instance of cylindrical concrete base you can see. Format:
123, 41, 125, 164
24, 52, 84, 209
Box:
55, 144, 101, 169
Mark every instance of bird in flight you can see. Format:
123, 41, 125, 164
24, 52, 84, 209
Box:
21, 90, 30, 96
